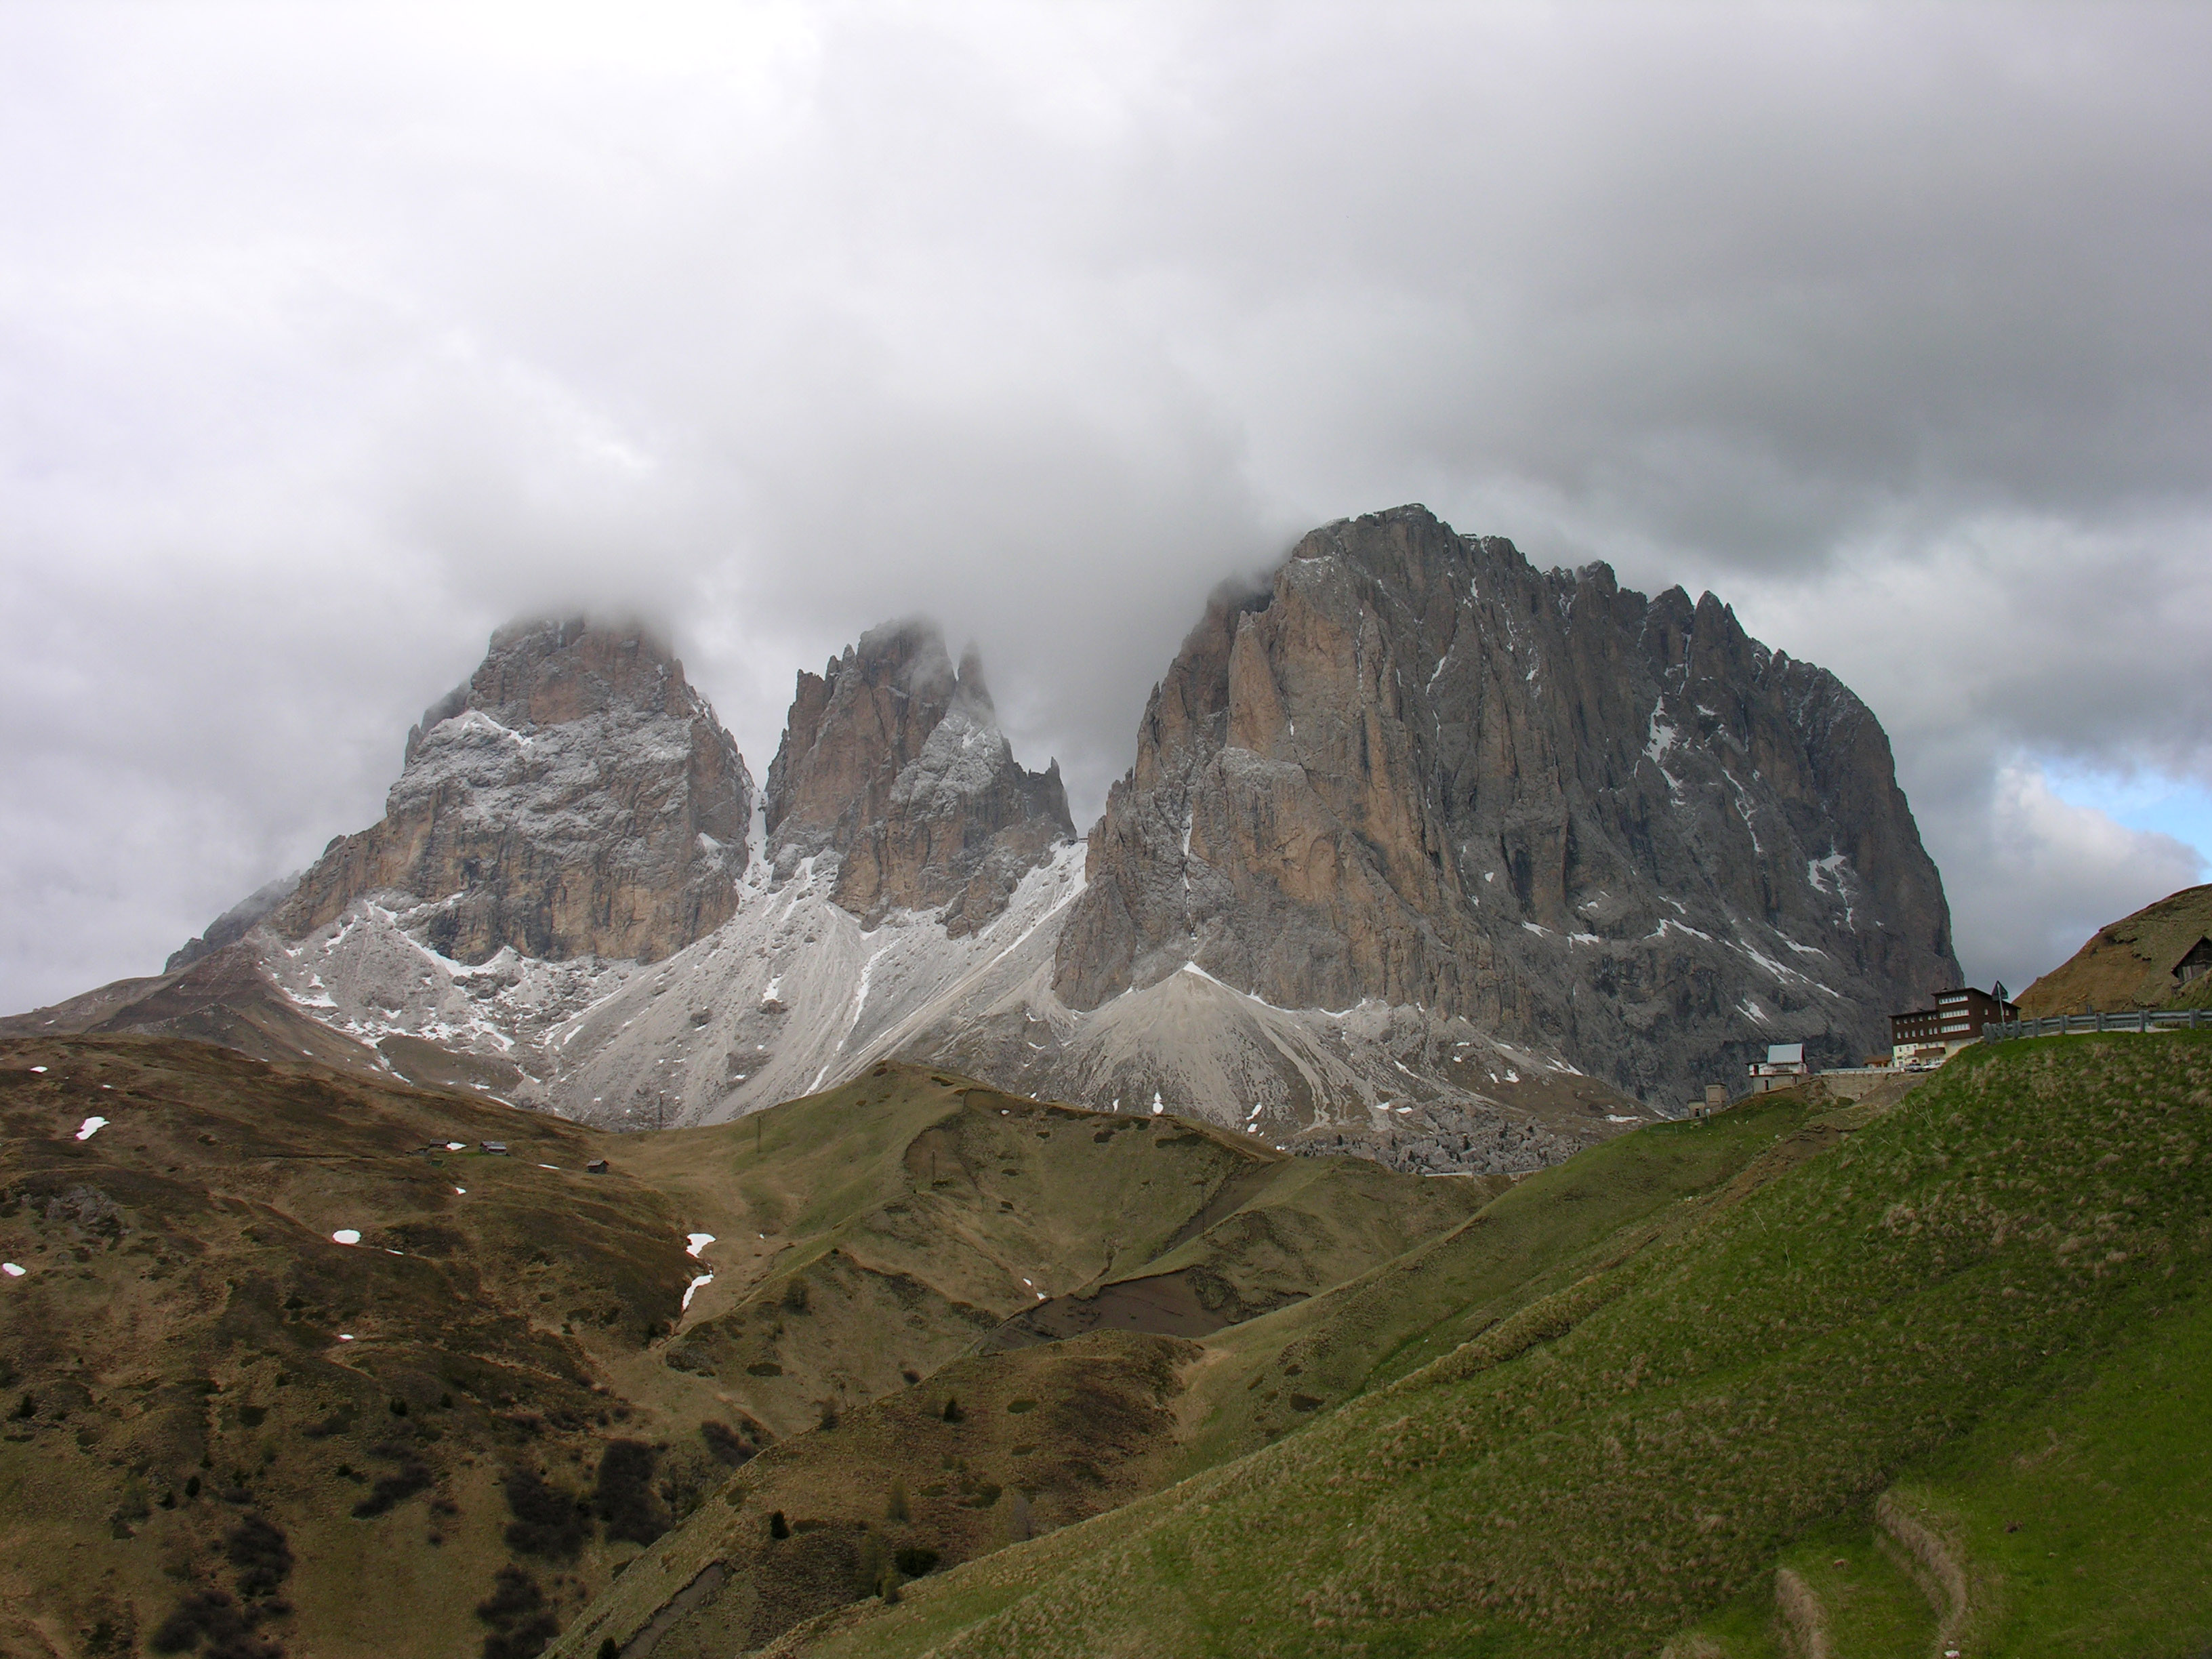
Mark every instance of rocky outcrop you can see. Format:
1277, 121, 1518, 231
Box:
1054, 505, 1959, 1101
763, 621, 1074, 933
270, 618, 752, 964
166, 872, 302, 971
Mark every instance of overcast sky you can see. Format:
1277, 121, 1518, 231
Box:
5, 1, 2209, 1015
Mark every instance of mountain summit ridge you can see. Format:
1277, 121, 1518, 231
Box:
271, 616, 753, 964
14, 507, 1956, 1163
1056, 505, 1957, 1098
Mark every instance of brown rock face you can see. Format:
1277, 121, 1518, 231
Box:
1054, 505, 1960, 1099
271, 618, 752, 963
763, 621, 1074, 933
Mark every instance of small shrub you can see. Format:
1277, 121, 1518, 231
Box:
941, 1397, 964, 1424
226, 1515, 293, 1598
501, 1467, 591, 1560
769, 1510, 790, 1540
474, 1565, 557, 1659
855, 1530, 891, 1600
781, 1280, 810, 1315
350, 1460, 432, 1519
148, 1590, 258, 1657
594, 1440, 667, 1547
699, 1418, 754, 1466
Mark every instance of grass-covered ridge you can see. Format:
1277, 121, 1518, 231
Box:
779, 1033, 2212, 1658
0, 1038, 1481, 1659
1177, 1088, 1843, 1473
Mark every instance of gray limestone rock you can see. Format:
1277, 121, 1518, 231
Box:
270, 617, 752, 964
762, 620, 1074, 934
1054, 504, 1959, 1103
166, 872, 302, 972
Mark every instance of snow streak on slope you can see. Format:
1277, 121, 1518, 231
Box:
260, 843, 1090, 1127
251, 831, 1628, 1174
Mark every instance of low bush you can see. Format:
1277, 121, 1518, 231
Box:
500, 1467, 591, 1560
594, 1439, 668, 1547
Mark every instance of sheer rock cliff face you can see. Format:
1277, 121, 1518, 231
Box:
763, 621, 1075, 934
1053, 505, 1959, 1100
270, 619, 752, 964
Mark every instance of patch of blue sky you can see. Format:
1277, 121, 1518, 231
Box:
2041, 760, 2212, 874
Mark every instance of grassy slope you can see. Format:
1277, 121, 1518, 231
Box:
1176, 1090, 1845, 1473
0, 1033, 699, 1659
2018, 882, 2212, 1016
555, 1086, 1858, 1659
0, 1040, 1479, 1659
546, 1330, 1199, 1659
618, 1072, 1481, 1440
776, 1033, 2212, 1659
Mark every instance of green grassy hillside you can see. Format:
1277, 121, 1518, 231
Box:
1175, 1086, 1864, 1473
2018, 881, 2212, 1016
632, 1073, 1481, 1441
764, 1033, 2212, 1658
0, 1038, 1477, 1659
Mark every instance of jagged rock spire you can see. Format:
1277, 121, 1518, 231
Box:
764, 619, 1074, 934
272, 617, 753, 964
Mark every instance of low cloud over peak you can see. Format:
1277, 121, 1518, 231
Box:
3, 3, 2207, 1010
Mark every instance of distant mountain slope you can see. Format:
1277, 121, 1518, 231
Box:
747, 1030, 2212, 1659
2017, 880, 2212, 1015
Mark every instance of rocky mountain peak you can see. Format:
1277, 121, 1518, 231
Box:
270, 616, 752, 964
1054, 503, 1958, 1100
764, 619, 1074, 933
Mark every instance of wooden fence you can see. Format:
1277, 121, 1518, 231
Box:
1985, 1008, 2210, 1042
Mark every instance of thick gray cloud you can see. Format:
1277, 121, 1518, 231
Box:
3, 1, 2207, 1012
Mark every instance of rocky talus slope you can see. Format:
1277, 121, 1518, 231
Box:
1054, 504, 1958, 1103
272, 618, 753, 964
764, 621, 1074, 935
